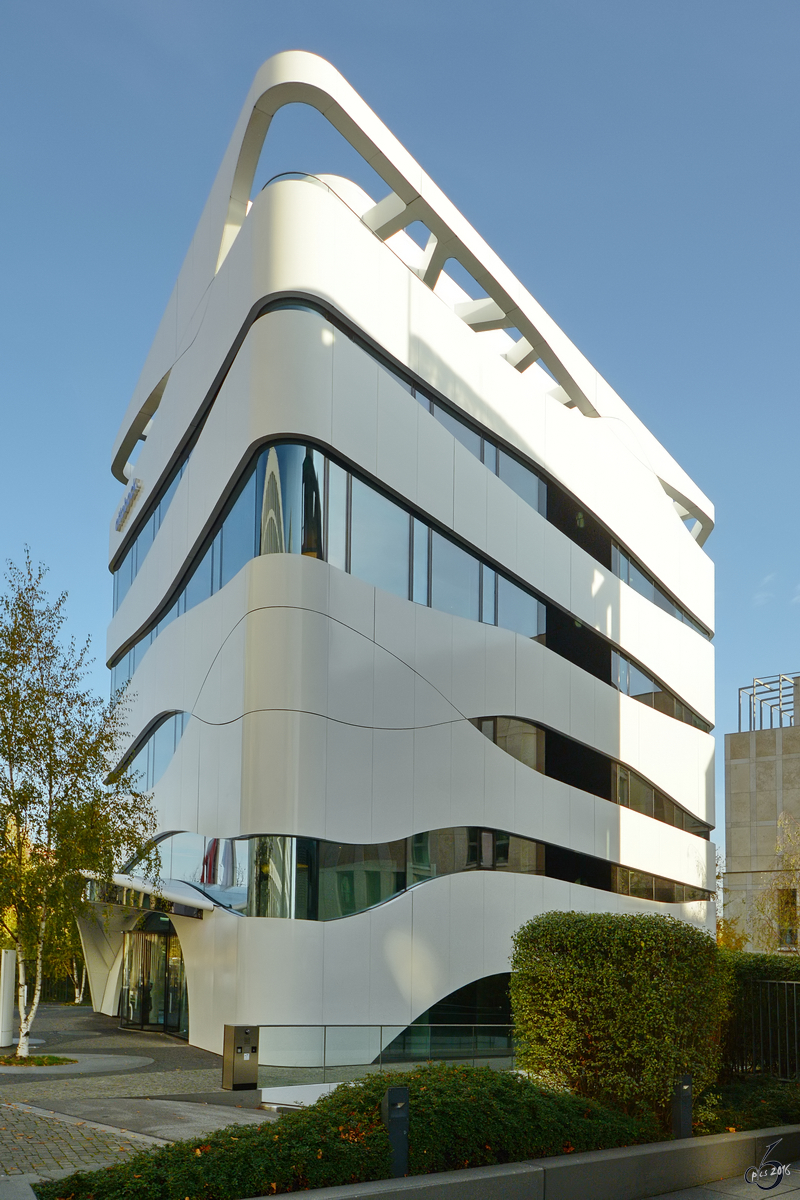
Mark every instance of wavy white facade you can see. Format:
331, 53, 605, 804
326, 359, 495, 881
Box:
84, 52, 716, 1056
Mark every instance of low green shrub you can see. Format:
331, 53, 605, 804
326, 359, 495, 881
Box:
694, 1076, 800, 1135
510, 911, 731, 1129
33, 1063, 658, 1200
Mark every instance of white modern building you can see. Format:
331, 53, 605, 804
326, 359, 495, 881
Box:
80, 52, 716, 1059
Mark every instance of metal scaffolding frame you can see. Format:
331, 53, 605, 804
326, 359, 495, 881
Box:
738, 674, 800, 733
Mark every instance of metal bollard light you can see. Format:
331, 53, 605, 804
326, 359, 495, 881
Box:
672, 1074, 692, 1140
381, 1085, 409, 1177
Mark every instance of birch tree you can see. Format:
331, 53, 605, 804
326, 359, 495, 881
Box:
0, 554, 158, 1055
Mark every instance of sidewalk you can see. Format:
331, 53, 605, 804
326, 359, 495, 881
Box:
0, 1004, 275, 1196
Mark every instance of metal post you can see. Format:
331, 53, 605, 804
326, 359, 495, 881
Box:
381, 1086, 409, 1177
671, 1075, 692, 1140
0, 950, 15, 1048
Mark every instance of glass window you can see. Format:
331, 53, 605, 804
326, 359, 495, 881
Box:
183, 543, 213, 613
654, 878, 676, 904
430, 532, 479, 621
264, 444, 306, 556
327, 461, 348, 571
151, 717, 177, 787
497, 575, 542, 639
412, 519, 429, 605
627, 662, 656, 705
126, 713, 189, 793
167, 832, 206, 886
220, 468, 257, 588
498, 449, 544, 515
432, 403, 482, 458
482, 440, 498, 474
653, 792, 674, 825
654, 587, 679, 619
495, 718, 544, 772
350, 479, 410, 599
628, 773, 654, 818
317, 840, 405, 919
301, 447, 325, 559
505, 836, 545, 874
629, 871, 655, 901
481, 565, 496, 625
247, 836, 295, 918
628, 561, 655, 604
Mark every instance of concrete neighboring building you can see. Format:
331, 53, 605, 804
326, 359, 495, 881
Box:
78, 51, 717, 1059
725, 674, 800, 950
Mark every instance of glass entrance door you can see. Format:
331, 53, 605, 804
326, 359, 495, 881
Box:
120, 914, 189, 1039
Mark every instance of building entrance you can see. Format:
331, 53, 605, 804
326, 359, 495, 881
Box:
120, 913, 189, 1038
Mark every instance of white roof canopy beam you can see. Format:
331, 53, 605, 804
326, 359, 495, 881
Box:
113, 50, 714, 546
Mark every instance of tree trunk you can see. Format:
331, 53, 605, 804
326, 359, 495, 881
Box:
15, 917, 46, 1058
72, 959, 86, 1005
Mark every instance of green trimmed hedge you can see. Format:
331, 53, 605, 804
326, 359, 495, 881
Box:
33, 1063, 658, 1200
510, 911, 730, 1128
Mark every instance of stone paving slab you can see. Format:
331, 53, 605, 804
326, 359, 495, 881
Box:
0, 1101, 164, 1178
0, 1066, 223, 1104
30, 1097, 277, 1140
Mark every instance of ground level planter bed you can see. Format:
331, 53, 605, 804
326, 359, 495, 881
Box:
31, 1066, 800, 1200
32, 1064, 657, 1200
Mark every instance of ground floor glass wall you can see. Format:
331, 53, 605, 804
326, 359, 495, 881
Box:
120, 913, 189, 1039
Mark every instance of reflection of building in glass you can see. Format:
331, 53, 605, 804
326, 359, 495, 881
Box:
724, 674, 800, 950
80, 52, 716, 1056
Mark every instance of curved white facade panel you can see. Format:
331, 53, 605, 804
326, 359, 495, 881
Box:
93, 53, 716, 1056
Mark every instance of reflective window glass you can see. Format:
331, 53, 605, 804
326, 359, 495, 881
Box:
432, 404, 482, 458
628, 662, 656, 704
317, 840, 405, 919
628, 773, 654, 817
126, 713, 189, 793
482, 440, 498, 473
654, 587, 679, 619
327, 461, 348, 571
629, 871, 655, 901
497, 575, 541, 639
498, 449, 544, 514
506, 836, 545, 875
654, 878, 676, 903
220, 467, 257, 587
183, 543, 213, 612
628, 561, 655, 604
653, 688, 677, 719
268, 444, 305, 556
247, 836, 295, 918
350, 479, 410, 599
481, 566, 496, 625
431, 532, 479, 621
412, 518, 429, 605
167, 832, 206, 886
495, 718, 544, 772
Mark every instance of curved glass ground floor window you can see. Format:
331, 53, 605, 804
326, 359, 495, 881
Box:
120, 912, 188, 1039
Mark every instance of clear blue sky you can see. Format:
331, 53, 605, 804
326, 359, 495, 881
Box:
1, 1, 798, 824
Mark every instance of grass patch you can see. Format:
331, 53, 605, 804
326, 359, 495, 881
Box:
32, 1062, 659, 1200
0, 1054, 78, 1066
695, 1076, 800, 1135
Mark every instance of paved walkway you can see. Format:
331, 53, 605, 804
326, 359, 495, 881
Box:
0, 1004, 273, 1195
0, 1101, 166, 1191
648, 1172, 800, 1198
